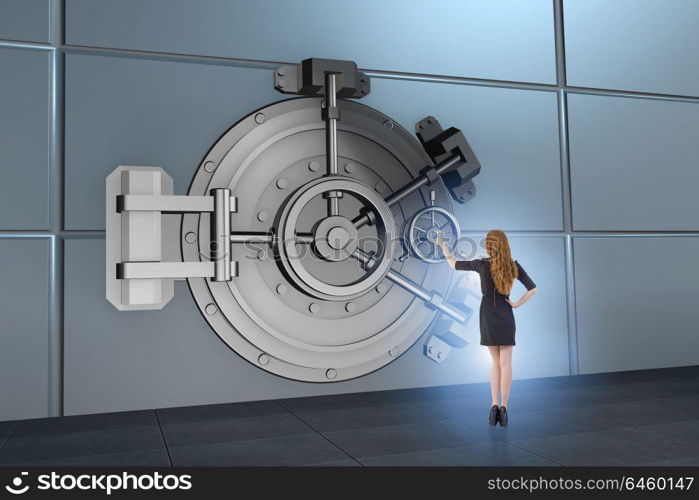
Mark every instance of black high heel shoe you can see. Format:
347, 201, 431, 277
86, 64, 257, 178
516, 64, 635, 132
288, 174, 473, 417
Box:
498, 406, 508, 427
488, 405, 500, 426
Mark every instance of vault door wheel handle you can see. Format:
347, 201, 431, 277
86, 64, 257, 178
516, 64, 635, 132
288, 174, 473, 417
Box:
106, 166, 238, 311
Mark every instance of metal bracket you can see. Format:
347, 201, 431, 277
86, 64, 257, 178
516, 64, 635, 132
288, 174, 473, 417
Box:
273, 58, 370, 98
106, 166, 238, 311
415, 116, 481, 204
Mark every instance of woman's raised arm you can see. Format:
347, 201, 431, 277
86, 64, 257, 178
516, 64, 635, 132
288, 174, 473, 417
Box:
436, 231, 457, 269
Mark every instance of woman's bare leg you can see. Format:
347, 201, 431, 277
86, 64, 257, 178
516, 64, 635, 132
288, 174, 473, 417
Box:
499, 345, 513, 407
487, 346, 501, 406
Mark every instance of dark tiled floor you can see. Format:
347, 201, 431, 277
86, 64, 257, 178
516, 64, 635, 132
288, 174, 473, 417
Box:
0, 421, 17, 453
0, 366, 698, 466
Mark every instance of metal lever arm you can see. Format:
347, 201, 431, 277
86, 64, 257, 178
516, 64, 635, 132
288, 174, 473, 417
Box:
352, 153, 462, 229
117, 194, 237, 213
117, 261, 239, 280
352, 249, 466, 323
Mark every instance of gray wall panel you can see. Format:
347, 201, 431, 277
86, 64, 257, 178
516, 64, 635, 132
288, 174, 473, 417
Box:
0, 48, 50, 230
574, 237, 699, 374
363, 82, 563, 231
65, 0, 556, 84
64, 54, 280, 230
0, 238, 49, 421
0, 0, 50, 43
568, 93, 699, 231
64, 237, 567, 415
564, 0, 699, 96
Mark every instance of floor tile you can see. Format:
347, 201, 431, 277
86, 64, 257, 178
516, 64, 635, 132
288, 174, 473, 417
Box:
157, 400, 286, 425
640, 455, 699, 466
0, 426, 165, 465
581, 379, 699, 404
455, 396, 699, 441
510, 419, 699, 466
12, 449, 171, 466
390, 383, 490, 403
361, 441, 559, 466
295, 403, 443, 432
169, 433, 351, 466
0, 421, 17, 448
413, 396, 486, 420
276, 390, 412, 413
13, 410, 156, 438
304, 459, 362, 467
323, 419, 490, 459
161, 413, 311, 447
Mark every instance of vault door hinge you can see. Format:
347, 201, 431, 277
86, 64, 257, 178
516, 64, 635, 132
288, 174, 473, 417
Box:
106, 166, 238, 311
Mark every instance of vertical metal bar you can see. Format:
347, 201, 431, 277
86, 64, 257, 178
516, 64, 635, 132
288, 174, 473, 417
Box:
565, 234, 580, 373
559, 90, 579, 375
212, 189, 231, 281
557, 91, 572, 234
553, 0, 567, 88
554, 0, 579, 375
47, 0, 64, 417
325, 73, 340, 216
48, 235, 63, 417
328, 193, 340, 216
325, 73, 338, 176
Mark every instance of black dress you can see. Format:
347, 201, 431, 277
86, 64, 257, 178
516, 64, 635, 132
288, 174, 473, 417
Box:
454, 258, 536, 346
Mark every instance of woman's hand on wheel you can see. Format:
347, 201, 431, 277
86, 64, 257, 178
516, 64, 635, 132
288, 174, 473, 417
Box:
436, 231, 445, 248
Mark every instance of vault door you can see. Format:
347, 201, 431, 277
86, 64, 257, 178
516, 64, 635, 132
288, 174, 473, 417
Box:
106, 58, 482, 381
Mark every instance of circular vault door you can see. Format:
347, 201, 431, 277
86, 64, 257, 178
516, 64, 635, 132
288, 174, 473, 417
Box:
181, 98, 456, 382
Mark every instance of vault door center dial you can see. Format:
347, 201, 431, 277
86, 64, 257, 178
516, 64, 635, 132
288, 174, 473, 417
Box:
312, 216, 357, 260
278, 177, 396, 301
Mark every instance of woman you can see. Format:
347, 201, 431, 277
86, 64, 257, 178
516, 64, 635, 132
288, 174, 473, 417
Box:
437, 230, 537, 427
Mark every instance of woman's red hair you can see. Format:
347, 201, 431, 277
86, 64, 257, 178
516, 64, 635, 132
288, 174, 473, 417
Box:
485, 230, 518, 295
